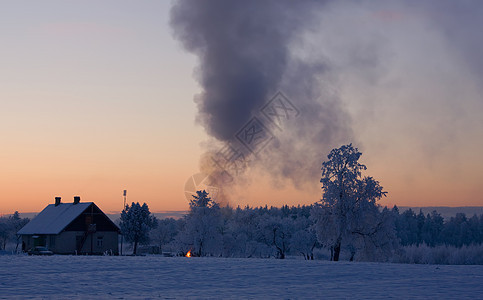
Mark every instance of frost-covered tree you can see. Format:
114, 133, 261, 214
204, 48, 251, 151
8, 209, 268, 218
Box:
291, 227, 317, 260
227, 206, 268, 258
150, 218, 180, 253
288, 212, 318, 260
257, 215, 293, 259
10, 212, 29, 252
0, 218, 9, 250
177, 190, 223, 256
0, 212, 29, 251
120, 202, 158, 255
352, 206, 398, 261
314, 144, 392, 261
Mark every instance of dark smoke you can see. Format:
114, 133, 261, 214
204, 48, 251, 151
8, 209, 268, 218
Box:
171, 0, 353, 191
171, 0, 483, 206
170, 0, 318, 140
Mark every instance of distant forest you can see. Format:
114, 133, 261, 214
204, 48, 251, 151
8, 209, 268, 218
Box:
392, 206, 483, 247
147, 203, 483, 263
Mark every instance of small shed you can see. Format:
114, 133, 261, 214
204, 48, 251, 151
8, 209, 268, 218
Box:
17, 197, 120, 255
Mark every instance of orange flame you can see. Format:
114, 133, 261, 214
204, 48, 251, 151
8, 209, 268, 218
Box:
186, 250, 191, 257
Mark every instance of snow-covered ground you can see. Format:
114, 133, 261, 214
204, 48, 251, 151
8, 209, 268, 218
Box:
0, 255, 482, 299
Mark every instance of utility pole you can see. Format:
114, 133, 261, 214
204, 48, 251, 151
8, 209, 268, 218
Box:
120, 190, 127, 255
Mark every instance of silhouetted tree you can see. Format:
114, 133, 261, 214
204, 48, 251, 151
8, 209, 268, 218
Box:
120, 202, 157, 255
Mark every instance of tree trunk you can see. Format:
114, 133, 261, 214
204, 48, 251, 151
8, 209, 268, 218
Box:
197, 240, 203, 257
272, 229, 285, 259
349, 247, 356, 261
333, 240, 341, 261
310, 241, 316, 260
133, 240, 138, 255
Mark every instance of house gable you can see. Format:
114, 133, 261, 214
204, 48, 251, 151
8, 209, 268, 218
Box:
64, 203, 120, 232
17, 201, 120, 235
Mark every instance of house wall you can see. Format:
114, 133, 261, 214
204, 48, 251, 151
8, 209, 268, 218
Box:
56, 231, 119, 255
22, 232, 118, 255
22, 235, 48, 250
22, 235, 34, 250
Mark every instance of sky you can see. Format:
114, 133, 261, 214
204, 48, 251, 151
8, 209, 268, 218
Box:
1, 0, 482, 214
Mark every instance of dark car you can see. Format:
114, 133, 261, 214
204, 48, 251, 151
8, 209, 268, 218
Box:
27, 246, 53, 256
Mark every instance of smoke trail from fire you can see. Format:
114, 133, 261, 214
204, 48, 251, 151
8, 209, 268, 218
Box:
171, 0, 483, 204
171, 0, 352, 196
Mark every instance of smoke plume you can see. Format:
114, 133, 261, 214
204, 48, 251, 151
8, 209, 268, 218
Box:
171, 0, 352, 194
171, 0, 483, 203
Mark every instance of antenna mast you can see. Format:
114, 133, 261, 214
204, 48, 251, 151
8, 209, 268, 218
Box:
120, 189, 127, 255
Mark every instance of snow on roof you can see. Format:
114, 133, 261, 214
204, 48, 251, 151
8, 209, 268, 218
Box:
17, 202, 93, 235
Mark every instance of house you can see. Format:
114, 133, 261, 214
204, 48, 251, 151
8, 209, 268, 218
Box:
17, 196, 120, 255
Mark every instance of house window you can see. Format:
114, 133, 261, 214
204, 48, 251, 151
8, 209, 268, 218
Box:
97, 237, 103, 247
49, 235, 56, 248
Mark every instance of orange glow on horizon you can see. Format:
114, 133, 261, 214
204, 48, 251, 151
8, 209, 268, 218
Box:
1, 167, 482, 215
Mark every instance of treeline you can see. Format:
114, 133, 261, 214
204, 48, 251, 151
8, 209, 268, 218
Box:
148, 201, 483, 261
393, 207, 483, 247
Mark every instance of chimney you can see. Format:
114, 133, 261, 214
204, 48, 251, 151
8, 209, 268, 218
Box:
55, 197, 61, 206
73, 196, 81, 205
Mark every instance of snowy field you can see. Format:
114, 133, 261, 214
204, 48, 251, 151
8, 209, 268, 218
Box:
1, 256, 482, 299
